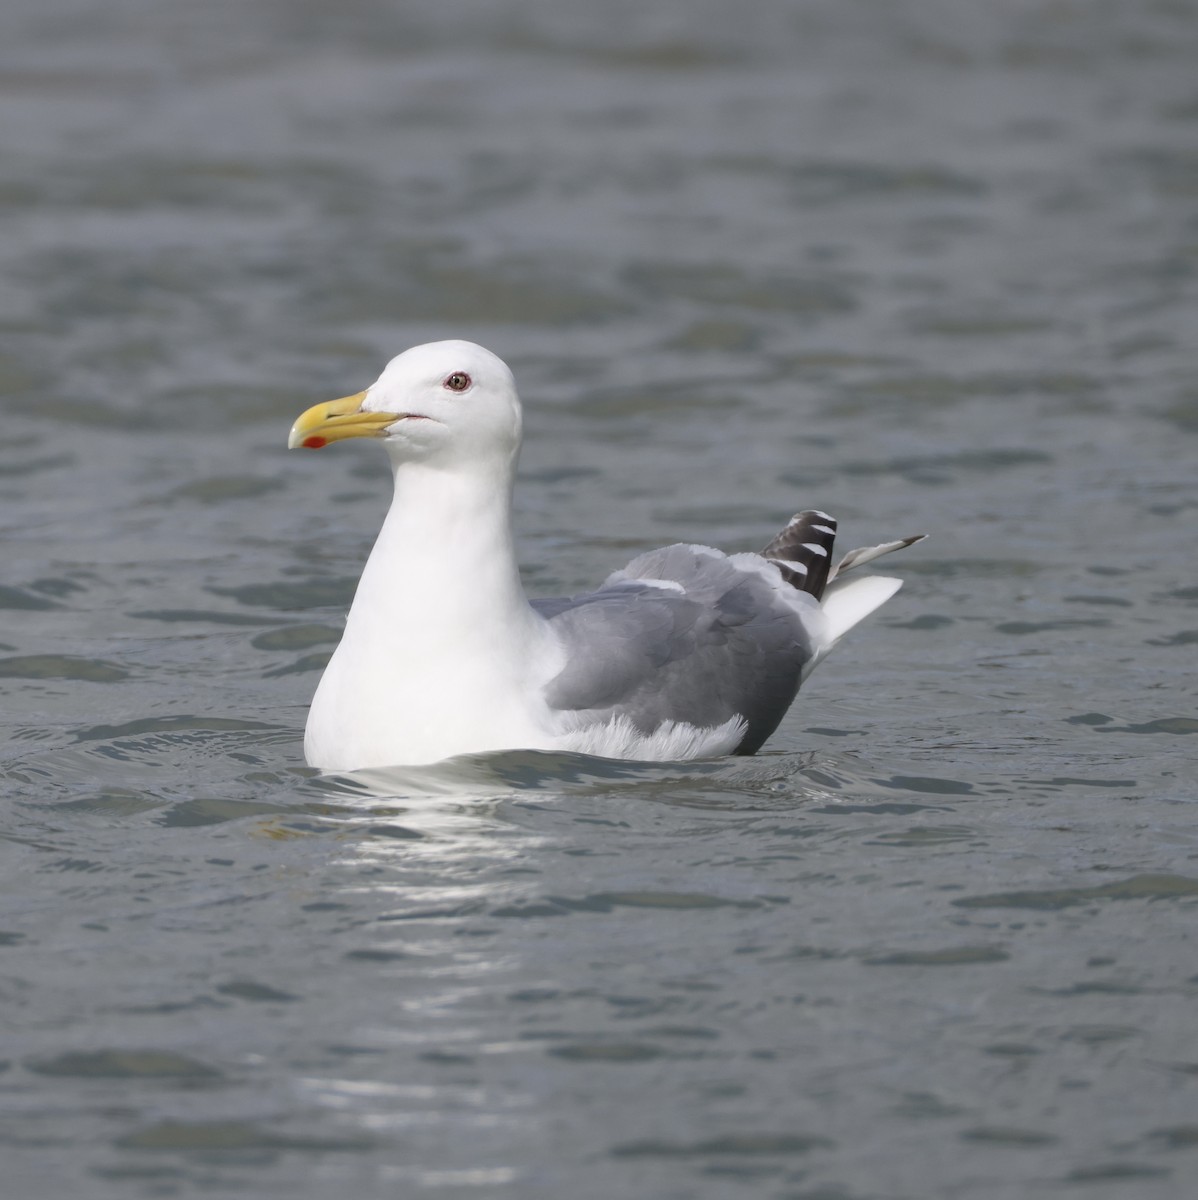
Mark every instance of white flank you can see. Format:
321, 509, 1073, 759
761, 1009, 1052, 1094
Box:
556, 714, 748, 761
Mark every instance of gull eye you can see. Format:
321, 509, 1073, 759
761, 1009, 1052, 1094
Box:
443, 371, 472, 393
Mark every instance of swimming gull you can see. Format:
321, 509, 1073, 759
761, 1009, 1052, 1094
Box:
287, 340, 924, 771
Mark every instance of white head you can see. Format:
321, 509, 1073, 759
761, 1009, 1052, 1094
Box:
288, 340, 523, 470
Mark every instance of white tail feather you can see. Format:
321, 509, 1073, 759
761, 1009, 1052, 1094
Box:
820, 574, 903, 644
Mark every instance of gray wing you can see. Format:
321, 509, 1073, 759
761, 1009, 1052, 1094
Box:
531, 544, 818, 755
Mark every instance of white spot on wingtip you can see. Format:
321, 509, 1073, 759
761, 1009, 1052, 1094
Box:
802, 543, 829, 557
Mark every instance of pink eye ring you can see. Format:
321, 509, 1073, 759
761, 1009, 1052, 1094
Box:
444, 372, 472, 392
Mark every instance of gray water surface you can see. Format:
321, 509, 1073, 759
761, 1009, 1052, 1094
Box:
2, 2, 1197, 1197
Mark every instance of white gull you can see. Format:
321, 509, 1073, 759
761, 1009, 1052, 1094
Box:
288, 340, 924, 771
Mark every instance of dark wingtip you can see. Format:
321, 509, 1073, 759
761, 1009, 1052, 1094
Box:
762, 510, 837, 598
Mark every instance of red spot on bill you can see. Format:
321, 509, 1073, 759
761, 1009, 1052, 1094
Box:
302, 436, 328, 449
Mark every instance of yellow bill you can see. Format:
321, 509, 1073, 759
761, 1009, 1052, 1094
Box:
287, 391, 403, 450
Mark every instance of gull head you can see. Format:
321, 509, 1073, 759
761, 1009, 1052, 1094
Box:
288, 340, 522, 468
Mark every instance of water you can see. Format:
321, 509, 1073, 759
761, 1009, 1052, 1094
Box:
2, 1, 1197, 1196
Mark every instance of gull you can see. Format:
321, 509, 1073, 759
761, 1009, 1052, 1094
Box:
288, 340, 924, 771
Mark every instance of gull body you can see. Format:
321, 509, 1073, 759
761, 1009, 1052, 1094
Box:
288, 340, 923, 772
